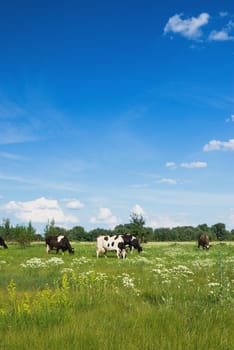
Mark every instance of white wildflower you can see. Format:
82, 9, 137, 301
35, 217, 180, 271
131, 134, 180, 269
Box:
61, 268, 74, 274
208, 282, 220, 287
46, 257, 64, 266
71, 257, 90, 266
21, 257, 46, 268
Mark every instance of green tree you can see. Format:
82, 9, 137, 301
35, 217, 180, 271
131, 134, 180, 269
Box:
211, 223, 228, 241
154, 228, 173, 241
230, 229, 234, 241
67, 226, 88, 241
13, 225, 34, 247
88, 228, 112, 241
2, 218, 12, 240
44, 219, 57, 237
113, 224, 133, 235
27, 221, 37, 240
129, 213, 147, 242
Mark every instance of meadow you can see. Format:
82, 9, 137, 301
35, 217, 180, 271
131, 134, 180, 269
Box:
0, 241, 234, 350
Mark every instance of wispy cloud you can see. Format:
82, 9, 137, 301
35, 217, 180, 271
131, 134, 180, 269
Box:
128, 183, 149, 189
204, 139, 234, 151
219, 12, 228, 18
164, 12, 210, 40
0, 151, 27, 161
0, 100, 38, 144
0, 102, 25, 119
0, 172, 82, 193
0, 98, 72, 145
0, 174, 30, 183
157, 178, 177, 185
180, 161, 207, 168
165, 161, 207, 169
0, 123, 38, 145
165, 161, 177, 169
148, 214, 187, 229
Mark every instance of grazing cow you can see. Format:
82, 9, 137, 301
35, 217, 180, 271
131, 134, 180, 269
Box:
45, 235, 74, 255
0, 236, 8, 249
96, 235, 126, 259
121, 234, 142, 253
198, 234, 210, 250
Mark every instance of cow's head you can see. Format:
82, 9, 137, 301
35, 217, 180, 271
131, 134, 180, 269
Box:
132, 238, 143, 253
69, 247, 75, 254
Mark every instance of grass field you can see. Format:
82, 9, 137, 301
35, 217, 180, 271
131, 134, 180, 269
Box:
0, 241, 234, 350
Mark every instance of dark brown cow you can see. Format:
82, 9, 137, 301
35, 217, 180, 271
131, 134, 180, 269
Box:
0, 236, 8, 249
198, 234, 210, 250
45, 235, 74, 255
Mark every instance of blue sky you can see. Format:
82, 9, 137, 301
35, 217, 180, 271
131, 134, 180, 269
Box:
0, 0, 234, 233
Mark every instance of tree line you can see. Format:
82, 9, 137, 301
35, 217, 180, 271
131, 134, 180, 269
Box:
0, 214, 234, 247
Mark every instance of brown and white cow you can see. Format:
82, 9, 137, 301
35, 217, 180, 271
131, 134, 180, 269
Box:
96, 235, 126, 259
198, 234, 210, 250
45, 235, 74, 255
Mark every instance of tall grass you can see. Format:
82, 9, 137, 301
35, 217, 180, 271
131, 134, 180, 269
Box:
0, 241, 234, 349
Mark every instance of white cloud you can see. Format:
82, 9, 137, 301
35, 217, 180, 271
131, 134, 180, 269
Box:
157, 178, 177, 185
164, 12, 210, 39
164, 12, 234, 43
90, 207, 119, 228
131, 204, 146, 216
203, 139, 234, 151
165, 161, 177, 169
180, 161, 207, 168
209, 29, 234, 41
4, 197, 79, 224
64, 199, 84, 209
209, 18, 234, 41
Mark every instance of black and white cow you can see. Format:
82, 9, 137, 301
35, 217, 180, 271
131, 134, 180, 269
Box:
0, 236, 8, 249
198, 234, 210, 250
96, 235, 126, 259
45, 235, 74, 255
121, 234, 142, 253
